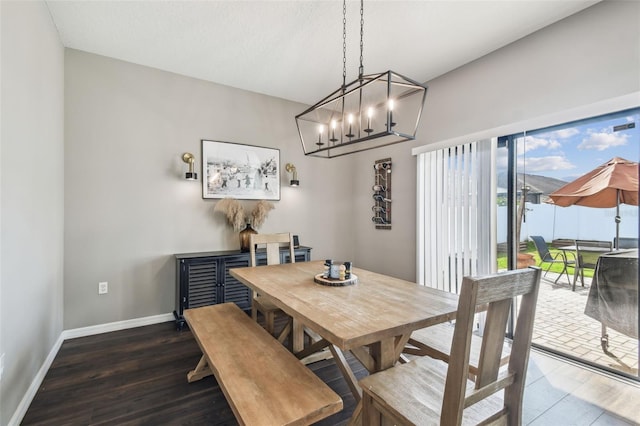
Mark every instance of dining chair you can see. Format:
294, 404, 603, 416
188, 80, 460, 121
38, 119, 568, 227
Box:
530, 235, 575, 284
403, 321, 511, 383
359, 267, 542, 426
249, 233, 295, 341
574, 239, 612, 290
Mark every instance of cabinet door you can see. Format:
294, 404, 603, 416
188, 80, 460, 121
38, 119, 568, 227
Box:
184, 257, 219, 309
281, 248, 311, 264
254, 252, 269, 266
221, 256, 253, 311
294, 249, 310, 262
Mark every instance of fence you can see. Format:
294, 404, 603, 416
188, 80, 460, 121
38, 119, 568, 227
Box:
497, 203, 639, 244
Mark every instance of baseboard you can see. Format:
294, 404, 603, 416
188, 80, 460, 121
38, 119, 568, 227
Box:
62, 312, 175, 340
8, 312, 174, 426
8, 333, 64, 426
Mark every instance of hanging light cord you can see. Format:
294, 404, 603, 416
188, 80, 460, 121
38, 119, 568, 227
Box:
342, 0, 366, 85
342, 0, 347, 90
359, 0, 364, 79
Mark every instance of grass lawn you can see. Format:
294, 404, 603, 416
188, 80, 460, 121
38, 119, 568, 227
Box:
497, 241, 594, 278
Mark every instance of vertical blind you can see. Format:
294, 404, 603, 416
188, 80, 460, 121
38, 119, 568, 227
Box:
416, 139, 497, 293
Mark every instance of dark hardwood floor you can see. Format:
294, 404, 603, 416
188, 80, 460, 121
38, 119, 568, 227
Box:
21, 320, 366, 425
19, 315, 640, 425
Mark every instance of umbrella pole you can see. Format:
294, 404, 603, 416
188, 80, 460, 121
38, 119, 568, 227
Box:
615, 189, 621, 250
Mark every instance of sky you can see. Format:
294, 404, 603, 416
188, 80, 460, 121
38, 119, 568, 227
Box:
516, 109, 640, 182
495, 108, 640, 243
497, 108, 640, 182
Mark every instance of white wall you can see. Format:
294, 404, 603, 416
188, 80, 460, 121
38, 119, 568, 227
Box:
0, 2, 65, 424
351, 1, 640, 281
2, 0, 639, 422
63, 50, 354, 329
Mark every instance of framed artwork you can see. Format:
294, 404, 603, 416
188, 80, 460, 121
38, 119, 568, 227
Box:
201, 140, 280, 200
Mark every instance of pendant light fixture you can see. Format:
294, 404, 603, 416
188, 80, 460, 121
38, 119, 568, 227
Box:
295, 0, 428, 159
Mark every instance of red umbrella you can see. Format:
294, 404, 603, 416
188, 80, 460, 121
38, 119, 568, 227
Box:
548, 157, 639, 248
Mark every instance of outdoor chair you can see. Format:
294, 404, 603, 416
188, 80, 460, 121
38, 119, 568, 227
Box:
249, 233, 295, 342
359, 267, 542, 425
530, 235, 575, 284
574, 239, 613, 289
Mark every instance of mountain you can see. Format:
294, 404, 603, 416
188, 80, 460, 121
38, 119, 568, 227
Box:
497, 172, 568, 203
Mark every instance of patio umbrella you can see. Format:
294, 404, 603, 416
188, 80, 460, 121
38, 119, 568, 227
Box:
548, 157, 639, 249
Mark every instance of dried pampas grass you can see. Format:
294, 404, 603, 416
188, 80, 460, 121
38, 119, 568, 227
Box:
214, 198, 245, 231
250, 200, 275, 229
214, 198, 275, 231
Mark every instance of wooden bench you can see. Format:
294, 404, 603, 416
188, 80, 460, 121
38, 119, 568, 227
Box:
184, 303, 343, 426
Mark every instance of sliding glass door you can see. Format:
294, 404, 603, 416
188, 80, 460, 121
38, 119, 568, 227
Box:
498, 108, 639, 380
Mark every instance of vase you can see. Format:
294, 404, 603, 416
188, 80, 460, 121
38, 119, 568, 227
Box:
239, 223, 258, 252
516, 252, 536, 269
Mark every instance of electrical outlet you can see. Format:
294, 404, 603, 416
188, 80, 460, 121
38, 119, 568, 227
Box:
98, 281, 108, 295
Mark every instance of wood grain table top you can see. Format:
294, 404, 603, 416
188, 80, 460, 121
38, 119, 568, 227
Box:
230, 260, 459, 351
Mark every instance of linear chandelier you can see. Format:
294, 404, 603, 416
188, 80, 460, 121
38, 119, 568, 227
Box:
296, 0, 428, 159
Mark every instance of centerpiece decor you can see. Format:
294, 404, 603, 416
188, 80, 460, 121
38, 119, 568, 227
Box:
314, 260, 358, 286
214, 197, 275, 252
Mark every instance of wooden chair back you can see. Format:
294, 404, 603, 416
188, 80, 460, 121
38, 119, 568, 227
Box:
443, 266, 541, 425
249, 233, 295, 267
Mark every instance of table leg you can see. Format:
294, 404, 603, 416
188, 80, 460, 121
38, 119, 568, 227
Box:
348, 334, 411, 425
292, 318, 305, 353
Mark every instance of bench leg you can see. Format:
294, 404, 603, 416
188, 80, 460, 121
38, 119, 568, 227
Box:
187, 355, 213, 383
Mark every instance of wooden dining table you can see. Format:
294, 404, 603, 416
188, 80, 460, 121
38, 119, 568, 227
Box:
230, 260, 459, 423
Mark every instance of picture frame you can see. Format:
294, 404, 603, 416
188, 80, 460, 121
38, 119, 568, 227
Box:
201, 140, 280, 200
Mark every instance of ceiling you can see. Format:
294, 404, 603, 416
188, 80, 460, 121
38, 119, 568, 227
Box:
45, 0, 599, 105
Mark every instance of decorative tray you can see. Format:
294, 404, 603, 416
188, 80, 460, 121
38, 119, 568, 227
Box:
314, 273, 358, 287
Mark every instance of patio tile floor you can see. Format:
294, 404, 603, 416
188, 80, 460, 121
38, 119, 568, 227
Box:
533, 272, 638, 377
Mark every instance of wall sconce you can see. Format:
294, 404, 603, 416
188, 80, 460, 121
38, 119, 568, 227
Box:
182, 153, 197, 180
285, 163, 299, 187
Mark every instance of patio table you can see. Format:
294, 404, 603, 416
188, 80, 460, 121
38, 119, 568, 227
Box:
559, 244, 612, 288
230, 260, 459, 424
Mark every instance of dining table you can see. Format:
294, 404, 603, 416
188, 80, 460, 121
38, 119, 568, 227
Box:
230, 260, 460, 423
